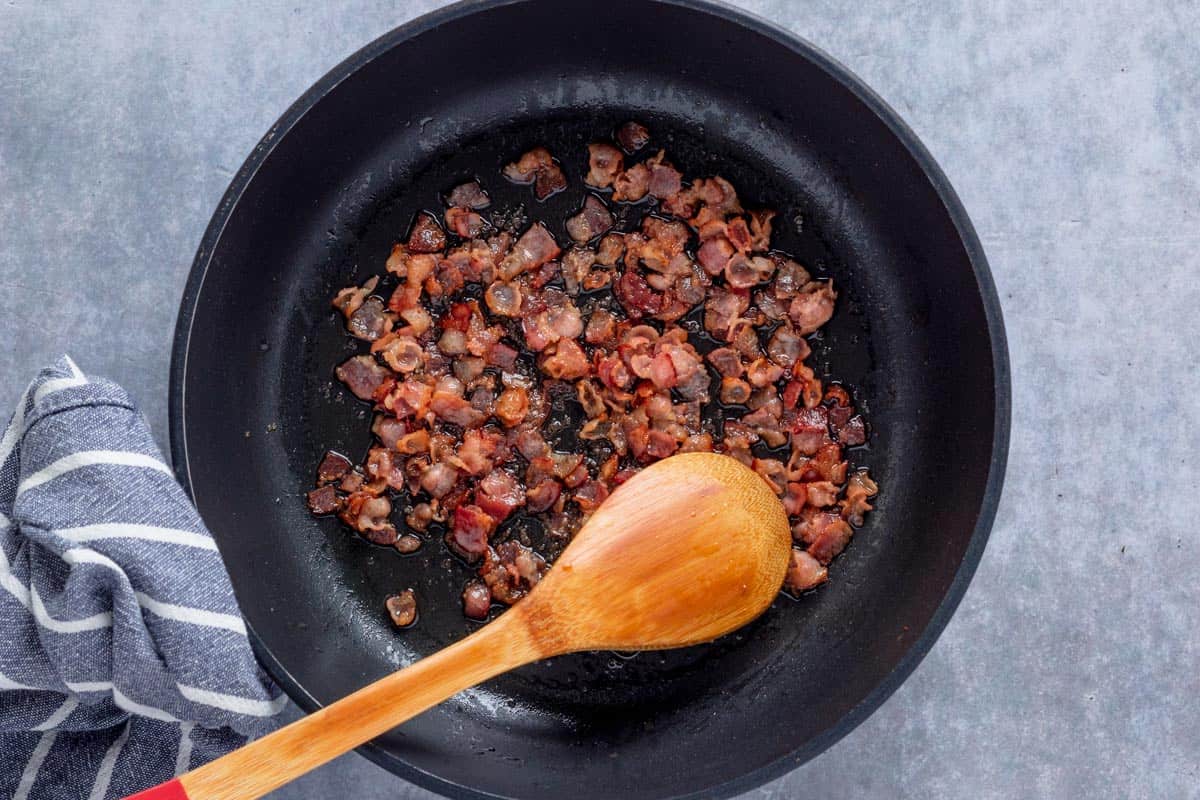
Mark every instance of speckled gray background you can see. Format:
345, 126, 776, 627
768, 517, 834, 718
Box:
2, 1, 1198, 798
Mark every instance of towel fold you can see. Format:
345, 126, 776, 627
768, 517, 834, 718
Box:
0, 357, 284, 800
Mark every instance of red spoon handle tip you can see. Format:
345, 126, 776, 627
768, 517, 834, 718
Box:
124, 778, 190, 800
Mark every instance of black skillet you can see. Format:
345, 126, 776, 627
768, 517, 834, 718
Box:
169, 1, 1010, 797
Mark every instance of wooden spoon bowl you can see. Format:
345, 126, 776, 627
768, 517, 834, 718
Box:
128, 452, 791, 800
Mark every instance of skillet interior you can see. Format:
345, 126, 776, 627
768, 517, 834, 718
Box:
171, 1, 1008, 798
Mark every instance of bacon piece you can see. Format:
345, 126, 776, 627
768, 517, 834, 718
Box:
767, 326, 810, 368
462, 580, 492, 619
332, 275, 379, 319
495, 387, 530, 427
720, 377, 752, 405
476, 469, 525, 523
457, 428, 502, 475
837, 415, 866, 447
449, 504, 496, 559
789, 406, 829, 455
540, 339, 591, 380
616, 121, 650, 153
789, 280, 837, 335
375, 334, 424, 373
484, 281, 523, 317
385, 590, 418, 627
784, 549, 828, 593
647, 158, 682, 199
499, 223, 561, 280
614, 269, 663, 316
407, 212, 447, 254
306, 485, 341, 515
841, 470, 878, 526
479, 541, 547, 605
336, 355, 392, 401
585, 143, 624, 188
503, 147, 566, 199
612, 162, 651, 202
805, 515, 855, 564
566, 195, 615, 243
445, 206, 487, 238
446, 181, 491, 209
430, 391, 488, 428
341, 493, 396, 545
387, 253, 436, 313
317, 451, 353, 484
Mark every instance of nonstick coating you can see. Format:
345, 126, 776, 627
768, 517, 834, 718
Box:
169, 1, 1010, 798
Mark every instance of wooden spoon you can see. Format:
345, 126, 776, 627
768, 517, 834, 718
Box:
128, 452, 791, 800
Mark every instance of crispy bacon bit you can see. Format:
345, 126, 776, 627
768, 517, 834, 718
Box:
462, 580, 492, 619
612, 162, 651, 202
336, 355, 392, 401
586, 143, 624, 188
540, 339, 591, 380
476, 469, 525, 523
499, 223, 561, 280
341, 493, 396, 545
317, 451, 353, 483
332, 275, 379, 319
841, 470, 878, 526
784, 549, 827, 593
790, 280, 837, 334
306, 485, 341, 515
447, 181, 491, 209
616, 121, 650, 153
450, 504, 496, 559
445, 206, 487, 238
504, 147, 567, 199
566, 195, 615, 243
480, 541, 547, 605
408, 213, 447, 253
385, 589, 418, 627
313, 122, 876, 626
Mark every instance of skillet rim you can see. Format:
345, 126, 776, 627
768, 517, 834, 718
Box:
168, 0, 1012, 797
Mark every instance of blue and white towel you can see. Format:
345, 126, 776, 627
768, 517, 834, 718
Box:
0, 357, 285, 800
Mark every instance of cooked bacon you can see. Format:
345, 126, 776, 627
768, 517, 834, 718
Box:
789, 406, 829, 455
341, 492, 396, 545
540, 339, 591, 380
480, 541, 547, 605
317, 451, 353, 483
449, 504, 495, 559
445, 206, 487, 238
315, 125, 876, 625
341, 295, 388, 341
431, 391, 488, 428
789, 280, 837, 334
612, 162, 651, 202
306, 485, 341, 515
336, 355, 392, 401
499, 223, 561, 280
646, 154, 682, 199
476, 469, 525, 523
616, 121, 650, 153
332, 275, 379, 319
566, 195, 614, 243
585, 143, 624, 188
837, 415, 866, 446
457, 428, 502, 475
841, 470, 878, 526
408, 212, 447, 254
767, 326, 810, 368
447, 181, 491, 209
720, 377, 752, 405
784, 549, 827, 593
462, 580, 492, 619
805, 515, 854, 564
504, 147, 567, 199
395, 533, 422, 555
484, 281, 523, 317
386, 590, 418, 627
375, 334, 424, 374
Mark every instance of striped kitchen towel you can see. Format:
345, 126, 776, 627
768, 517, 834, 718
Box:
0, 357, 286, 800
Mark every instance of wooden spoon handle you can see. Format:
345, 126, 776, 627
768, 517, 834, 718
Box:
127, 612, 540, 800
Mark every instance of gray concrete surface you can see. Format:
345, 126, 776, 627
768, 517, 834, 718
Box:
2, 1, 1198, 797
